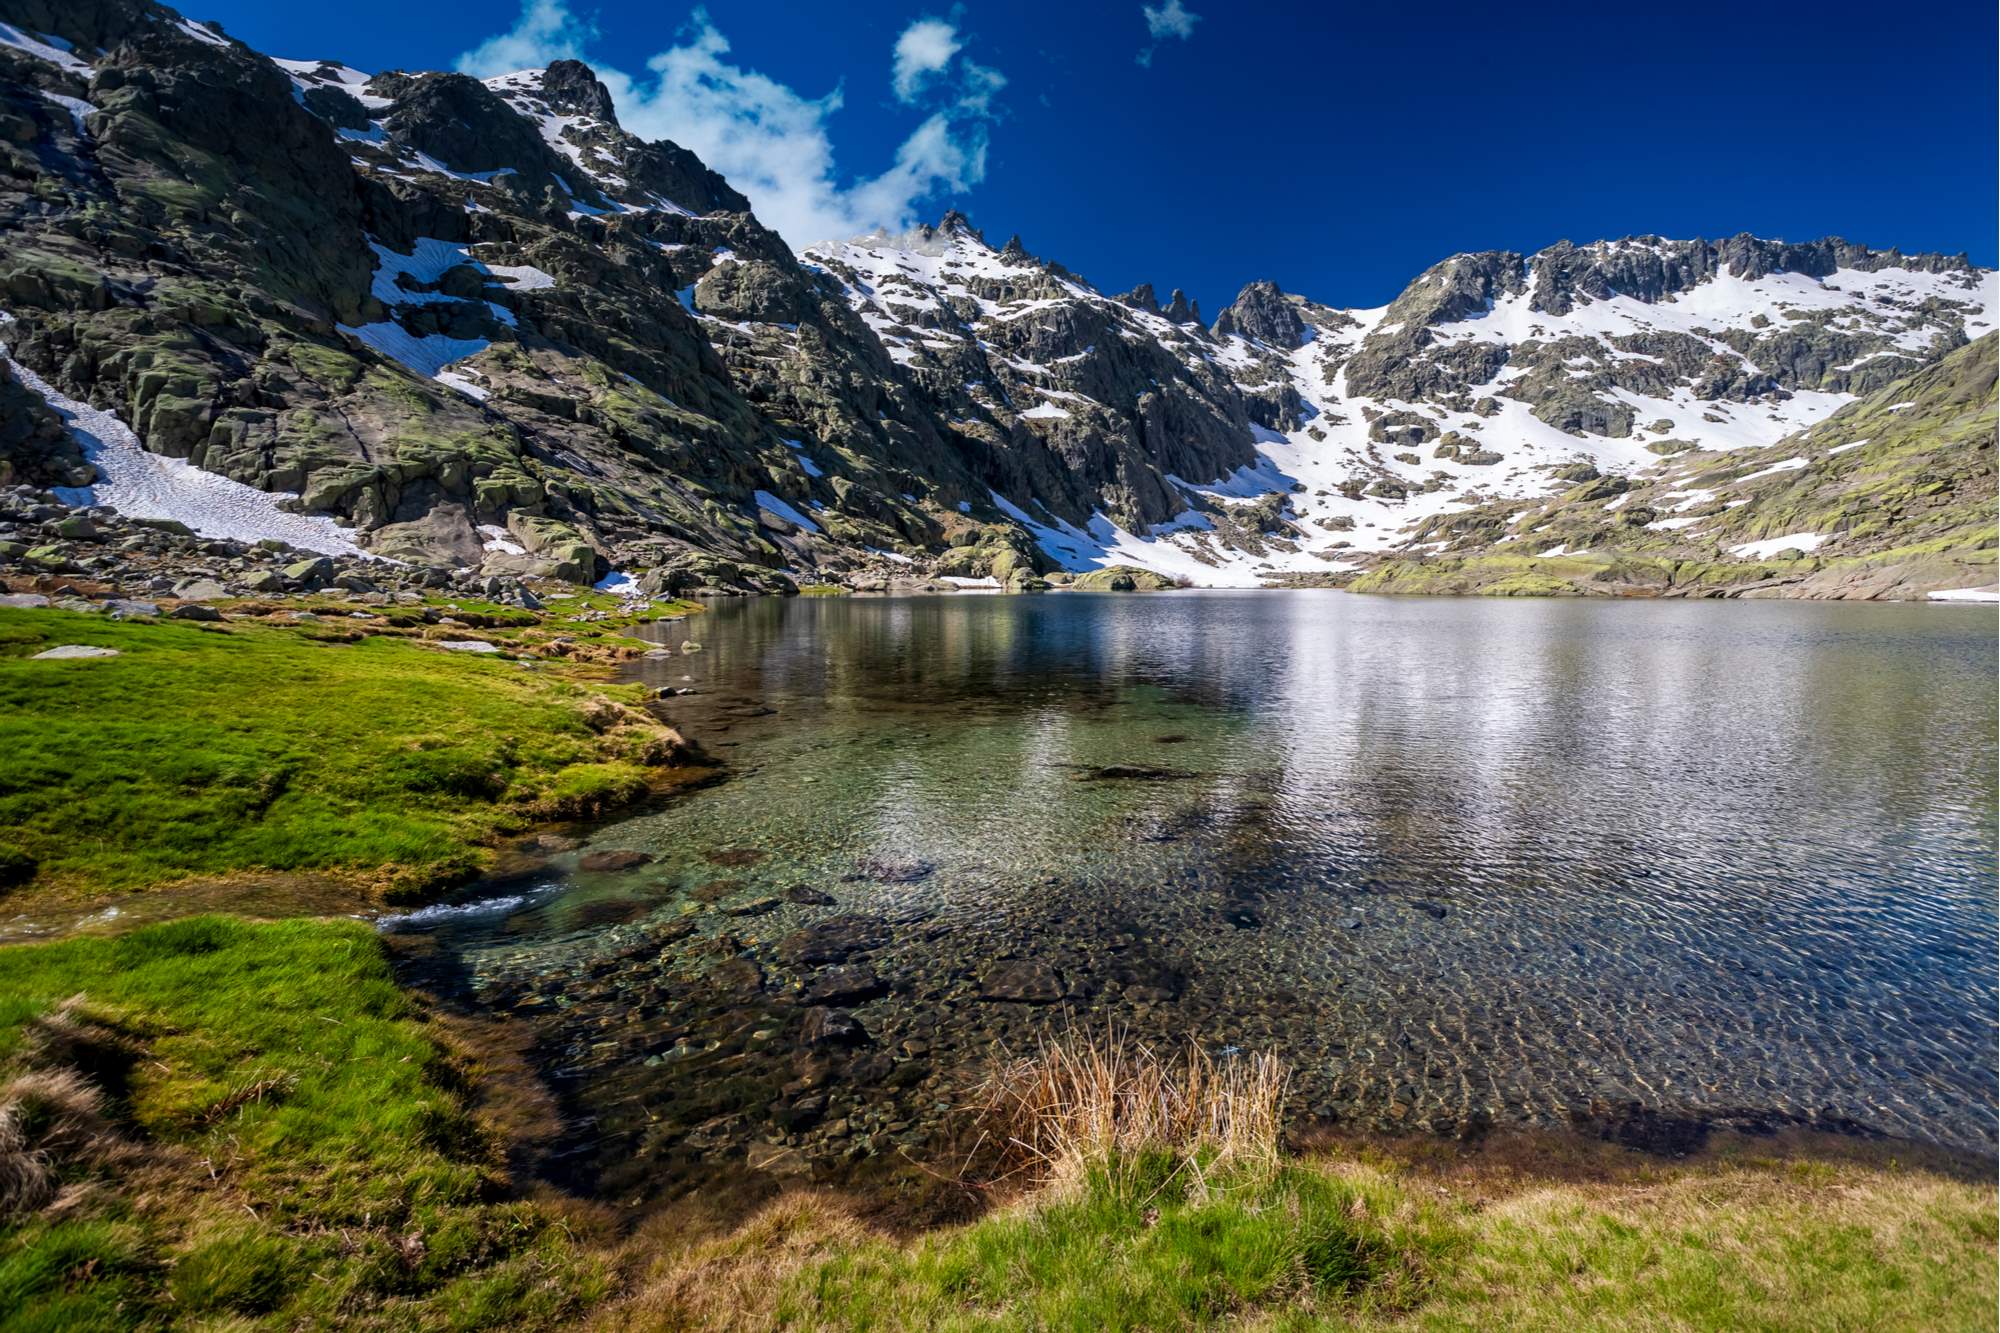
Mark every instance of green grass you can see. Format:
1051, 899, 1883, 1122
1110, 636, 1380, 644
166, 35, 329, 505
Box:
781, 1155, 1443, 1329
0, 608, 691, 903
0, 916, 608, 1330
618, 1024, 1994, 1330
1, 920, 1989, 1331
635, 1149, 1996, 1331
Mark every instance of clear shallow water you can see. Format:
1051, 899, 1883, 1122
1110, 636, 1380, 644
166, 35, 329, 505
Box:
392, 592, 1999, 1204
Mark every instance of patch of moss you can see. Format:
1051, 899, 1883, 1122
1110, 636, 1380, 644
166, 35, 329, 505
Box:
0, 917, 611, 1329
0, 608, 693, 905
1069, 566, 1182, 591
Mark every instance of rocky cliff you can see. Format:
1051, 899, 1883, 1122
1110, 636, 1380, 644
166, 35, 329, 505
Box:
0, 0, 1992, 598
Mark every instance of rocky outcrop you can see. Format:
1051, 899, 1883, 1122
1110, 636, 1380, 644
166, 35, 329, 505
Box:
1213, 280, 1307, 348
0, 362, 91, 487
0, 0, 1988, 594
1350, 335, 1998, 600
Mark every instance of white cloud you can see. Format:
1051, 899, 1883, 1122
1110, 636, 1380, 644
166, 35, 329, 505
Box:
456, 0, 591, 76
1143, 0, 1202, 39
891, 18, 960, 103
1137, 0, 1202, 67
457, 3, 1004, 249
957, 57, 1007, 113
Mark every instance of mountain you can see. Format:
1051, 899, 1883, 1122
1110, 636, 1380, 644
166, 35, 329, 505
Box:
0, 0, 1993, 598
1347, 333, 1997, 598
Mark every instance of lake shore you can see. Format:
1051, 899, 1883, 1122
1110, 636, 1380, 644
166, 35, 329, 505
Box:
0, 595, 720, 932
1, 590, 1994, 1328
3, 917, 1992, 1328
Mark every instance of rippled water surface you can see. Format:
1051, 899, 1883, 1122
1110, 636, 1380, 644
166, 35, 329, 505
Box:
394, 592, 1998, 1204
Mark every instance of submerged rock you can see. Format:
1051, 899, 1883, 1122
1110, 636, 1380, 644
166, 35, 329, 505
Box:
980, 960, 1063, 1003
803, 964, 887, 1005
704, 847, 768, 867
801, 1006, 868, 1046
578, 848, 653, 872
845, 857, 934, 883
1075, 764, 1189, 782
707, 956, 764, 999
778, 917, 887, 967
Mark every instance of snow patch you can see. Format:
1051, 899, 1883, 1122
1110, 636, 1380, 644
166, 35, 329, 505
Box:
175, 18, 231, 48
40, 91, 94, 133
340, 321, 490, 380
486, 264, 556, 291
434, 369, 490, 401
0, 22, 89, 72
1734, 457, 1808, 484
753, 490, 821, 533
1729, 532, 1827, 559
476, 524, 526, 556
594, 570, 642, 598
3, 321, 367, 557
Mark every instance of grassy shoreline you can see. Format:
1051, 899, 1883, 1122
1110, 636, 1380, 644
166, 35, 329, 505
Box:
0, 602, 709, 913
0, 597, 1992, 1329
0, 916, 614, 1329
2, 948, 1990, 1331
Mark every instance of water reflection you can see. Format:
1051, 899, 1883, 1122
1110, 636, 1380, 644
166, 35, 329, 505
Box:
395, 592, 1998, 1204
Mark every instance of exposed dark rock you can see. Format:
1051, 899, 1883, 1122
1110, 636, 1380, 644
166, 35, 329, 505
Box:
801, 1006, 868, 1046
1213, 280, 1307, 348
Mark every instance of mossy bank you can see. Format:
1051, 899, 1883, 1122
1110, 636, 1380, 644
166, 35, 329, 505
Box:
0, 599, 708, 913
3, 938, 1991, 1332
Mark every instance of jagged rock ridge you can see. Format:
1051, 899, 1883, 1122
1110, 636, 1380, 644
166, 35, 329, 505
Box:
0, 0, 1992, 595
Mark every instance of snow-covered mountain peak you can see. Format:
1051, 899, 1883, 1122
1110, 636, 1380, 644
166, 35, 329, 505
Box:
6, 0, 1993, 595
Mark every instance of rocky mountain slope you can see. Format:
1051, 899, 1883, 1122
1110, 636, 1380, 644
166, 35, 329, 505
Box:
0, 0, 1993, 598
1347, 333, 1997, 598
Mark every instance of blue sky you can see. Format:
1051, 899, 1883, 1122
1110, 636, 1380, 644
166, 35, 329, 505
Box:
197, 0, 1998, 312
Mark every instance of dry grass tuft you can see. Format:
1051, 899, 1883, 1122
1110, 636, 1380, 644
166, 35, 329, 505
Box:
976, 1025, 1290, 1187
602, 1193, 870, 1333
0, 1064, 116, 1216
0, 995, 141, 1218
